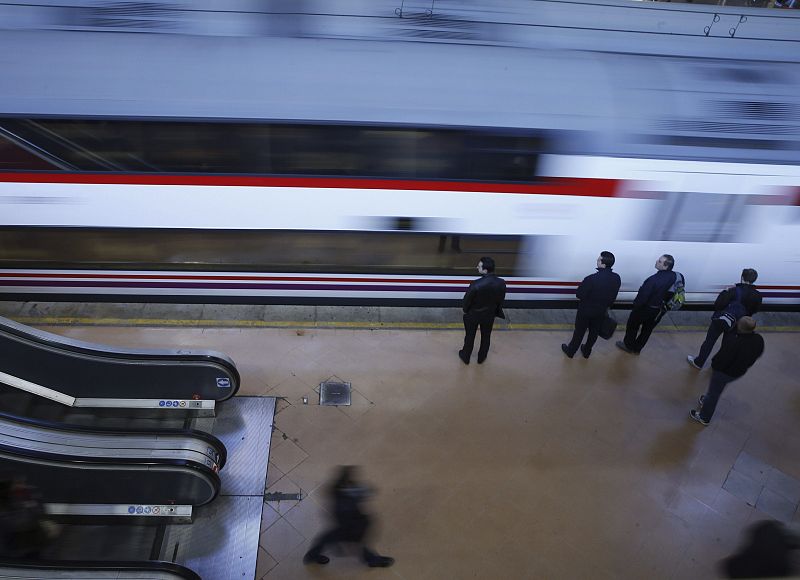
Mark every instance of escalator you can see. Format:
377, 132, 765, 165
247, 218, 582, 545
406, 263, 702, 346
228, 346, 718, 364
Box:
0, 411, 225, 506
0, 560, 201, 579
0, 315, 240, 403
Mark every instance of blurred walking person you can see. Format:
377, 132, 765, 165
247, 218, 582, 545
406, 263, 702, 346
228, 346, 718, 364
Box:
688, 268, 762, 369
562, 251, 621, 359
690, 317, 764, 426
303, 466, 394, 568
459, 257, 506, 365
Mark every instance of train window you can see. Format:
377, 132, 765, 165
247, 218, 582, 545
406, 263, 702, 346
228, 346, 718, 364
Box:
0, 228, 521, 277
646, 192, 747, 243
0, 134, 60, 171
0, 119, 542, 182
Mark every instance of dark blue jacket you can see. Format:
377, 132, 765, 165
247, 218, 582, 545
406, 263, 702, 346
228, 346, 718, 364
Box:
633, 269, 677, 309
713, 283, 762, 317
712, 331, 764, 378
576, 268, 621, 317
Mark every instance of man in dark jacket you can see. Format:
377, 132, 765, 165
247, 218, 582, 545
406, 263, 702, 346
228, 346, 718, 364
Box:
459, 256, 506, 365
690, 316, 764, 426
617, 254, 678, 354
688, 268, 762, 369
562, 251, 621, 359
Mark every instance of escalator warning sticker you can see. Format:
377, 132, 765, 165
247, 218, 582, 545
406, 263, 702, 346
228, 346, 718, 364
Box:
216, 378, 231, 388
128, 506, 136, 514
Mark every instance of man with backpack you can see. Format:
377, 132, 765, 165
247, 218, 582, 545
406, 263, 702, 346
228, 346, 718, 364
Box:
687, 268, 762, 370
690, 316, 764, 426
616, 254, 680, 355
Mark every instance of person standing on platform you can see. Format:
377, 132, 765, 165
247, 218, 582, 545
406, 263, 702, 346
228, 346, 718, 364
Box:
616, 254, 677, 355
690, 316, 764, 426
687, 268, 762, 370
561, 251, 621, 359
459, 256, 506, 365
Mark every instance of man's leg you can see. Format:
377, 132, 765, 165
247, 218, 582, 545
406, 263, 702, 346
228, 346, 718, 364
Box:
304, 527, 342, 564
566, 312, 590, 355
693, 318, 727, 368
461, 315, 479, 360
699, 370, 736, 423
477, 317, 495, 362
583, 315, 602, 352
632, 308, 659, 353
623, 308, 644, 350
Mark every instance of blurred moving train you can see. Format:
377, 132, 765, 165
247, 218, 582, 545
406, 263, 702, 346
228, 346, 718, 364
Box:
1, 17, 799, 306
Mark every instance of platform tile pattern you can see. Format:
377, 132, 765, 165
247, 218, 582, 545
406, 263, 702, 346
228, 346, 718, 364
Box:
38, 322, 800, 579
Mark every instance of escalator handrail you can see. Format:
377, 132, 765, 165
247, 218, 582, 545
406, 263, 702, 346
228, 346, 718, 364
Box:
0, 315, 241, 394
0, 410, 227, 468
0, 558, 201, 580
0, 444, 222, 506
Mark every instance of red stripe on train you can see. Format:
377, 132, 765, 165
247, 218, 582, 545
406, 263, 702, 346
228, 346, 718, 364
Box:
0, 272, 579, 286
0, 172, 620, 197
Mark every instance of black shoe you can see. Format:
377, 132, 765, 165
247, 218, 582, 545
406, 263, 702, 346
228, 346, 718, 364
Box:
580, 345, 591, 359
689, 409, 709, 426
303, 552, 330, 565
561, 344, 575, 359
615, 340, 638, 355
458, 350, 469, 365
365, 554, 395, 568
477, 355, 487, 364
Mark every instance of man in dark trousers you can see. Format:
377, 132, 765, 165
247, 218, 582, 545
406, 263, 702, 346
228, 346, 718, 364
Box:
690, 316, 764, 426
688, 268, 762, 369
616, 254, 677, 355
561, 251, 621, 359
459, 256, 506, 365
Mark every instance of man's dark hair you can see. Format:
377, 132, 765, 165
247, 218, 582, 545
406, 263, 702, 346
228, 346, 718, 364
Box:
741, 268, 758, 284
662, 254, 675, 271
600, 251, 615, 268
480, 257, 496, 273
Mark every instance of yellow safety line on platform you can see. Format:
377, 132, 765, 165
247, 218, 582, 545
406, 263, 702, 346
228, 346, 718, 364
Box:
12, 316, 800, 332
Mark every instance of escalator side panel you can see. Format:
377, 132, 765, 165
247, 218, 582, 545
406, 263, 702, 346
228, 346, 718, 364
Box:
0, 331, 237, 401
0, 454, 220, 506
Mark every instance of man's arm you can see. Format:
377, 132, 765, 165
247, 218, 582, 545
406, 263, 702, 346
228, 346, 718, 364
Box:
576, 275, 591, 301
712, 333, 738, 370
632, 276, 653, 308
713, 288, 733, 311
463, 282, 476, 313
610, 274, 621, 304
750, 291, 763, 316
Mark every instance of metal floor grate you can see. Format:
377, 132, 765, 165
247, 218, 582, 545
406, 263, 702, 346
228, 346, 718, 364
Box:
319, 381, 351, 406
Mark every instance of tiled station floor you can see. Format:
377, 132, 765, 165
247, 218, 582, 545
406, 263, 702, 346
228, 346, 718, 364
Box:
14, 309, 800, 580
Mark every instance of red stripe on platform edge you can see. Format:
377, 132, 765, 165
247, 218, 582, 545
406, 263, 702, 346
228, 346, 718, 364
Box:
0, 272, 580, 286
0, 172, 620, 197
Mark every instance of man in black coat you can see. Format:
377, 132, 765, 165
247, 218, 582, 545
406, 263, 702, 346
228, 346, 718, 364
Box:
690, 316, 764, 425
459, 256, 506, 365
688, 268, 762, 369
562, 251, 621, 359
616, 254, 677, 355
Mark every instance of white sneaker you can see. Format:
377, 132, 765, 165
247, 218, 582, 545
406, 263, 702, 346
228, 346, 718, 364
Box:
687, 355, 702, 370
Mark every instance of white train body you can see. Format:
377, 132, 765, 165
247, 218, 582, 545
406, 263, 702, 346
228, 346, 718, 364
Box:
0, 3, 799, 305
